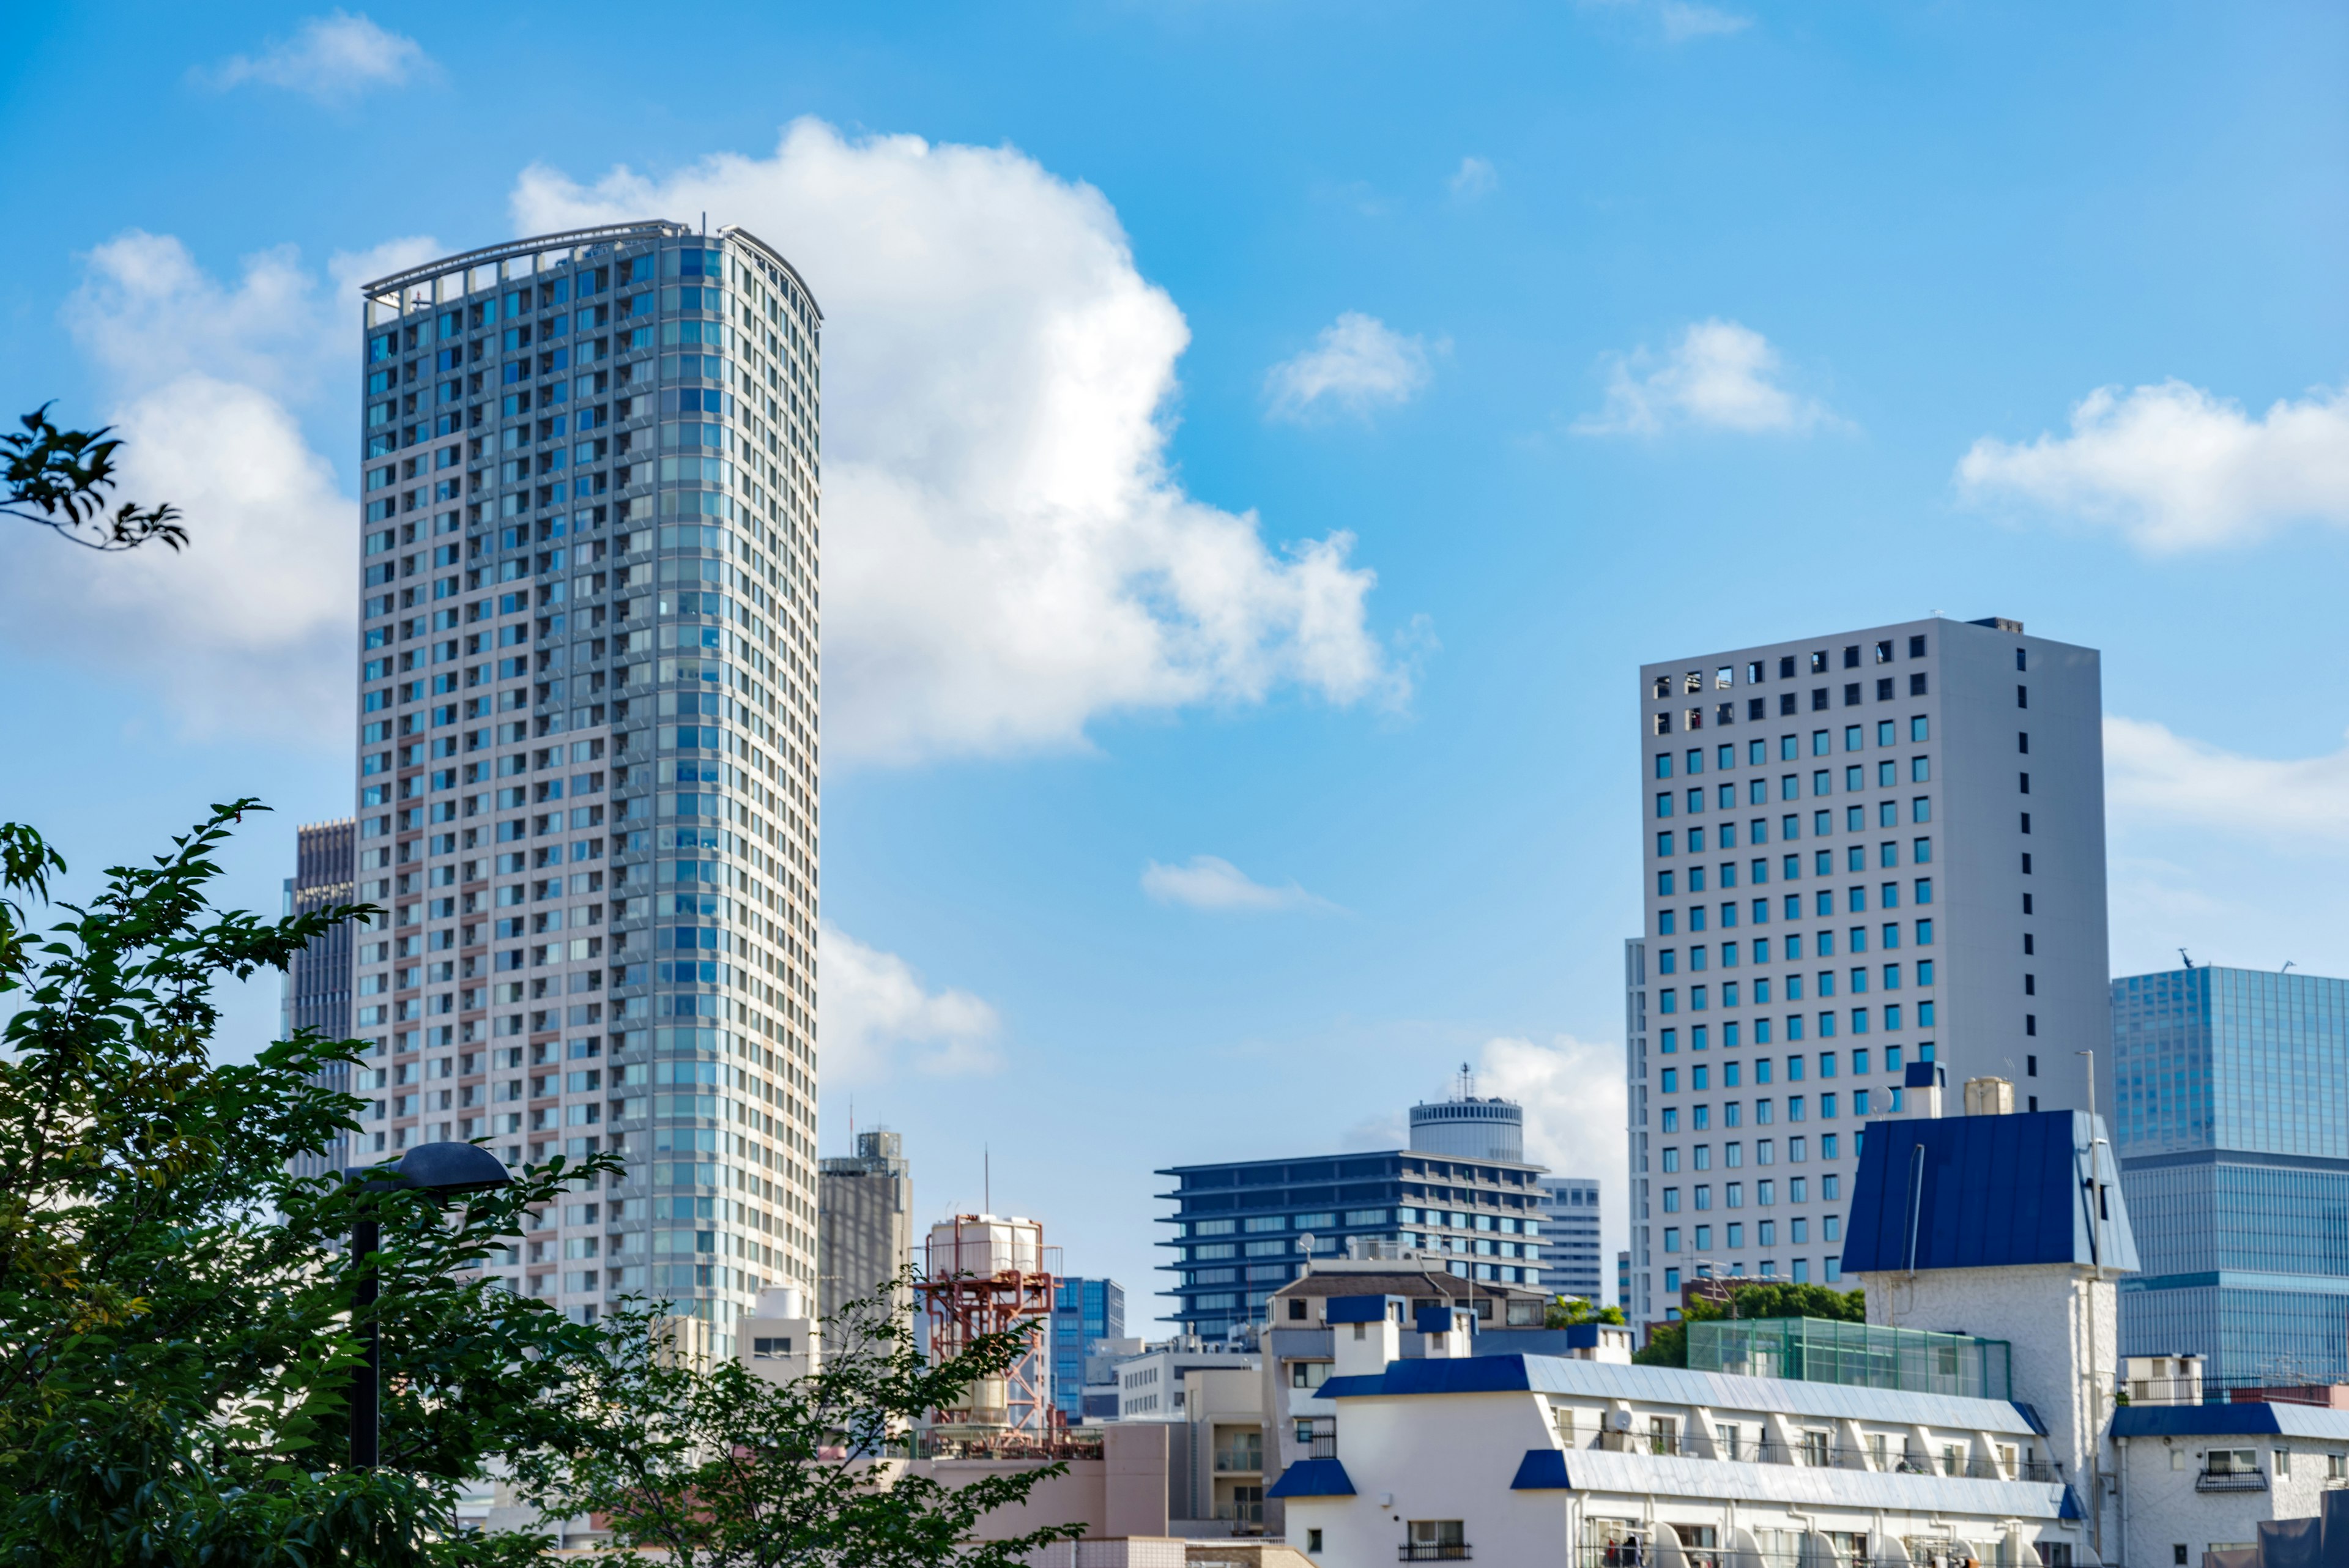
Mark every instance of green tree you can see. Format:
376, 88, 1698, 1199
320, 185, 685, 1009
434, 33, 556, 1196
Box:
0, 801, 616, 1566
1545, 1295, 1628, 1329
524, 1280, 1091, 1568
1633, 1281, 1865, 1368
2, 403, 185, 551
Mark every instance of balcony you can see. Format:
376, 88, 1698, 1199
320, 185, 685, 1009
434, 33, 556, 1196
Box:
2197, 1469, 2269, 1493
1400, 1545, 1471, 1561
1589, 1433, 2060, 1482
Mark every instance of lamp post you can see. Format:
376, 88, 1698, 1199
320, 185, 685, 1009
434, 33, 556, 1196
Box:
346, 1141, 513, 1469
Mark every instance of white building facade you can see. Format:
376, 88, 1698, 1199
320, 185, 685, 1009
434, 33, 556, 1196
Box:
1540, 1176, 1605, 1302
353, 221, 824, 1342
1626, 617, 2109, 1324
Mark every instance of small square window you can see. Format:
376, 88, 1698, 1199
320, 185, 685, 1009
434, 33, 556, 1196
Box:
1779, 693, 1797, 716
1876, 678, 1893, 700
1842, 683, 1861, 706
1811, 688, 1829, 712
1908, 634, 1926, 658
1842, 646, 1860, 669
1874, 641, 1891, 663
1779, 656, 1796, 678
1909, 672, 1928, 696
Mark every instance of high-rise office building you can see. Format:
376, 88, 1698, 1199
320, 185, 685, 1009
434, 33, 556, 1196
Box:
354, 221, 823, 1337
2112, 965, 2349, 1384
284, 817, 358, 1181
1535, 1176, 1603, 1301
1157, 1147, 1548, 1340
1050, 1276, 1126, 1422
817, 1128, 913, 1325
1627, 617, 2107, 1325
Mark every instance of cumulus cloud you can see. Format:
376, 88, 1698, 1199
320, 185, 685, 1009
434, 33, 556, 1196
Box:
1447, 157, 1498, 201
1660, 2, 1753, 40
818, 925, 1003, 1082
2106, 715, 2349, 843
1575, 319, 1840, 437
514, 119, 1405, 764
1264, 313, 1435, 422
0, 231, 437, 738
1140, 855, 1326, 912
202, 12, 436, 102
1956, 380, 2349, 552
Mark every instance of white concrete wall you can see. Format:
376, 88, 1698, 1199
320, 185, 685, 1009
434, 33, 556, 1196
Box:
2117, 1434, 2349, 1568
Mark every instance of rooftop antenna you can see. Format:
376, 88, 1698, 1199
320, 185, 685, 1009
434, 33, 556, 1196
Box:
1454, 1060, 1475, 1099
2178, 948, 2194, 971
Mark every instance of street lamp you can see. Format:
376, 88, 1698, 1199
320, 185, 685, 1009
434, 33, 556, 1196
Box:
346, 1141, 513, 1469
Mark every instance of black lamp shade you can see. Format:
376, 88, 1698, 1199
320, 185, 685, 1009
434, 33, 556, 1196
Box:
394, 1140, 513, 1196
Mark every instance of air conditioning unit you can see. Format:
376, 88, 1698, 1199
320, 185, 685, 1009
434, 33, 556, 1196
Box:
1608, 1411, 1635, 1432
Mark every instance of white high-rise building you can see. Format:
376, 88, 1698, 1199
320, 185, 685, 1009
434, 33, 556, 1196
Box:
1535, 1176, 1603, 1302
352, 220, 823, 1342
1625, 617, 2107, 1326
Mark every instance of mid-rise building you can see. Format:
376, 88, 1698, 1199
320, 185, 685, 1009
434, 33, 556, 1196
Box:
353, 222, 825, 1338
1626, 617, 2108, 1324
1052, 1275, 1126, 1424
1536, 1176, 1603, 1301
284, 817, 357, 1181
1157, 1148, 1548, 1340
1269, 1097, 2136, 1567
1616, 1247, 1630, 1311
2112, 964, 2349, 1384
818, 1128, 914, 1326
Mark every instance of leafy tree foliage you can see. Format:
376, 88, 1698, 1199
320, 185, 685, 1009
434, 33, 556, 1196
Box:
524, 1280, 1090, 1568
0, 801, 614, 1566
1, 403, 185, 551
1633, 1281, 1866, 1367
1545, 1295, 1628, 1328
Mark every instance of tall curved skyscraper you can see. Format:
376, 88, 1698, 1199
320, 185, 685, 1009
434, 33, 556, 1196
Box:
350, 220, 822, 1345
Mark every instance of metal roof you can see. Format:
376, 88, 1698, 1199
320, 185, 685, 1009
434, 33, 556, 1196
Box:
1842, 1111, 2139, 1275
1321, 1351, 2043, 1434
2113, 1404, 2349, 1440
1266, 1458, 1357, 1498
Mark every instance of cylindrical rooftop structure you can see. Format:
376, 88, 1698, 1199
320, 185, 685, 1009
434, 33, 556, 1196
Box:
1408, 1064, 1525, 1162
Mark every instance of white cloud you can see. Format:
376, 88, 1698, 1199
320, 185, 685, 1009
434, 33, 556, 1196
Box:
1264, 312, 1435, 422
1447, 157, 1498, 201
1956, 380, 2349, 552
818, 925, 1003, 1083
1660, 2, 1753, 41
0, 231, 445, 739
1472, 1033, 1629, 1276
2106, 715, 2349, 843
1140, 855, 1325, 912
1576, 319, 1839, 437
202, 12, 436, 102
513, 119, 1405, 764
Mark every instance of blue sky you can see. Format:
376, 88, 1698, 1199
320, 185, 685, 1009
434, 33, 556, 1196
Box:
2, 1, 2345, 1316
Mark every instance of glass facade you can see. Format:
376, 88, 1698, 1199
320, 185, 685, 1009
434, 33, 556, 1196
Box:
1157, 1150, 1547, 1340
1050, 1276, 1124, 1422
1690, 1315, 2013, 1400
2113, 967, 2349, 1383
352, 222, 822, 1346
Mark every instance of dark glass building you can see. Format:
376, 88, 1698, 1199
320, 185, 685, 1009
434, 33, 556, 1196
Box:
2112, 965, 2349, 1384
284, 817, 357, 1181
1157, 1150, 1548, 1341
1050, 1276, 1124, 1423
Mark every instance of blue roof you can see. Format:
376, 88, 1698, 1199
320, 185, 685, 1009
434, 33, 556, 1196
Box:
1512, 1448, 1573, 1490
1415, 1306, 1459, 1334
1266, 1457, 1357, 1498
2113, 1404, 2349, 1440
1841, 1110, 2138, 1274
1326, 1295, 1392, 1324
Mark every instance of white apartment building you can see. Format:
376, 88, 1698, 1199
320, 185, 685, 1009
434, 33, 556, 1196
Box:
1538, 1176, 1605, 1302
352, 220, 823, 1340
1625, 617, 2108, 1325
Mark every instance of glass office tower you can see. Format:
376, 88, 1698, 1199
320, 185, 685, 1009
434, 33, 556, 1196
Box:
2113, 965, 2349, 1384
354, 220, 822, 1343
